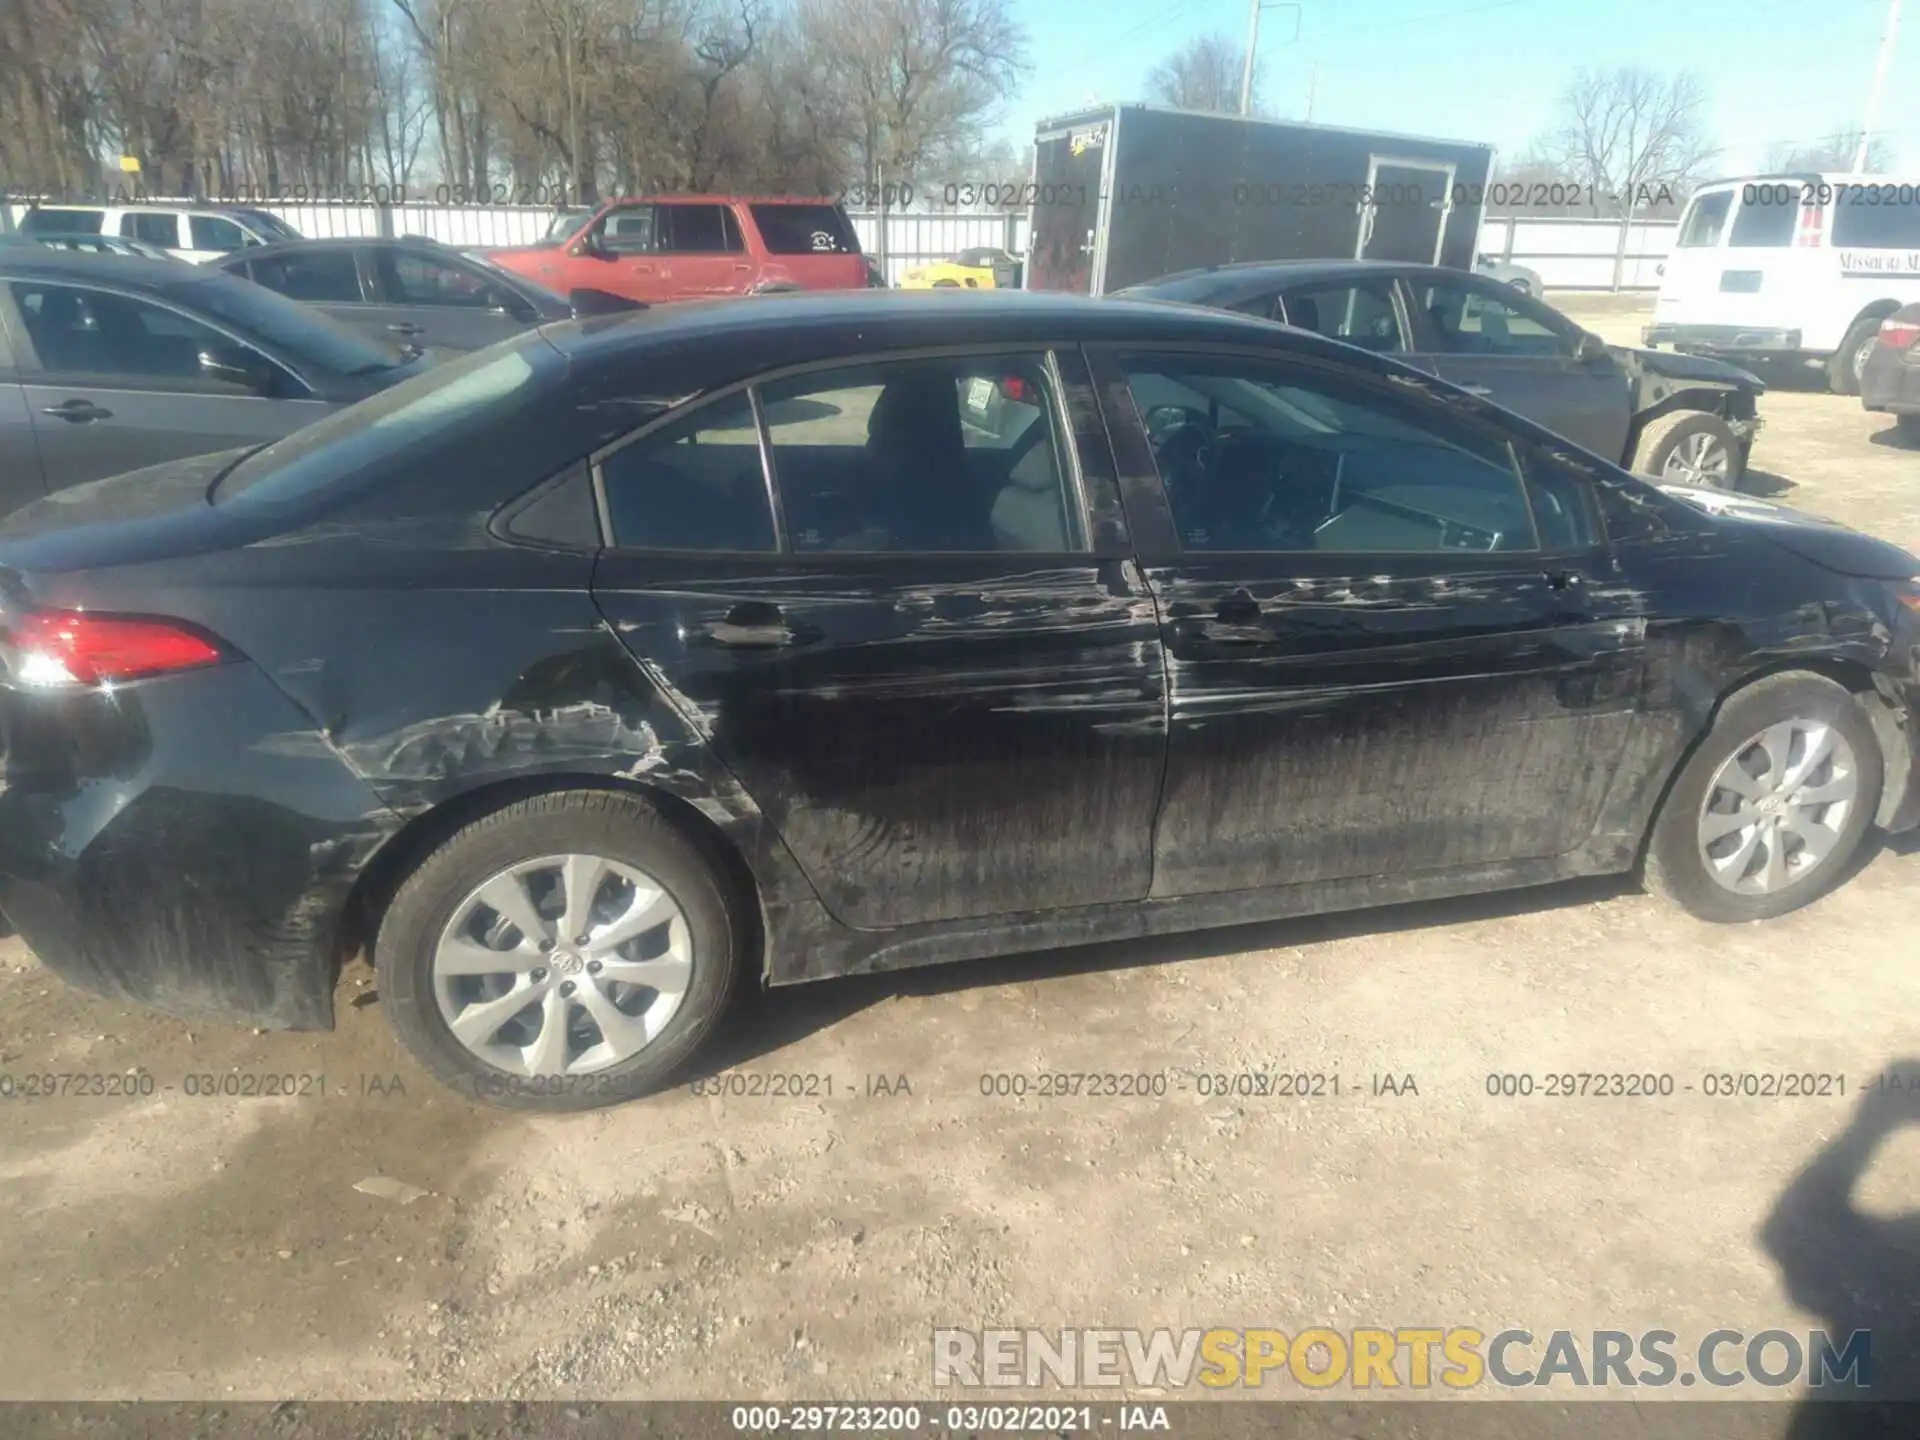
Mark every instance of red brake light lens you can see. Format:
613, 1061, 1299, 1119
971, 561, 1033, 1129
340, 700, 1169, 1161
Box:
1000, 376, 1033, 402
1879, 319, 1920, 350
4, 610, 224, 687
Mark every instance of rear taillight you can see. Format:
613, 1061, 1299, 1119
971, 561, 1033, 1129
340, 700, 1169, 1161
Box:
1795, 202, 1824, 248
1879, 318, 1920, 350
3, 610, 224, 687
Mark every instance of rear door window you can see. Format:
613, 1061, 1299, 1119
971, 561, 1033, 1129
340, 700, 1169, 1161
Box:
599, 391, 775, 551
1279, 282, 1405, 352
122, 212, 182, 249
660, 205, 740, 254
249, 249, 365, 303
750, 204, 861, 255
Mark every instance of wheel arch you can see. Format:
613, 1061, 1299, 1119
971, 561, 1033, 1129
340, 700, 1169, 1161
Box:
338, 773, 769, 985
1636, 657, 1907, 867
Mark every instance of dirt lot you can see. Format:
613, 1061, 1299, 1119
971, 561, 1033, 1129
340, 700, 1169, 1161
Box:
4, 294, 1920, 1411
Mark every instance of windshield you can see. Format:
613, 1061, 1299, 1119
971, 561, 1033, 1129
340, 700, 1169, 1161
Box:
213, 336, 562, 510
173, 273, 403, 376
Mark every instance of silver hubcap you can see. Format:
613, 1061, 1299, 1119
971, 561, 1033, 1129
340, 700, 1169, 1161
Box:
432, 853, 693, 1075
1660, 429, 1731, 487
1856, 335, 1877, 382
1697, 721, 1858, 895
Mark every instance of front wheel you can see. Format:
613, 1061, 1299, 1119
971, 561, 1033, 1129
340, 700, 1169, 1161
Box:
376, 791, 743, 1111
1645, 674, 1882, 923
1636, 410, 1743, 489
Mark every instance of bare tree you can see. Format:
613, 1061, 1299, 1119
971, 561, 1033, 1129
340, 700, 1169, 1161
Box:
1539, 67, 1715, 217
1766, 128, 1897, 175
1144, 32, 1257, 115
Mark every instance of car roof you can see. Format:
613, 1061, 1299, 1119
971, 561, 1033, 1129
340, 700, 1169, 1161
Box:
219, 236, 455, 264
1121, 258, 1452, 298
540, 287, 1349, 369
0, 249, 219, 289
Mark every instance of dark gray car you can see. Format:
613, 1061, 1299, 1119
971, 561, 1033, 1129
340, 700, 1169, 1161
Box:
0, 250, 427, 514
1120, 260, 1765, 489
216, 237, 579, 354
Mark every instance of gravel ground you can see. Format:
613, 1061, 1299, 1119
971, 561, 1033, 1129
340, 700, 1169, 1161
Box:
2, 294, 1918, 1416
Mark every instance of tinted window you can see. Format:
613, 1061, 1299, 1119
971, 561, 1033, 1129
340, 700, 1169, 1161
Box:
1228, 292, 1281, 320
750, 204, 860, 255
122, 213, 181, 248
10, 281, 272, 392
384, 250, 496, 307
601, 392, 774, 551
1280, 282, 1404, 352
1677, 190, 1733, 248
250, 249, 364, 303
1125, 355, 1538, 554
230, 209, 302, 242
1414, 279, 1576, 358
21, 208, 103, 235
216, 339, 559, 509
1831, 193, 1920, 248
174, 273, 400, 375
662, 205, 736, 254
1521, 454, 1600, 551
1728, 196, 1797, 248
191, 214, 250, 253
760, 355, 1076, 553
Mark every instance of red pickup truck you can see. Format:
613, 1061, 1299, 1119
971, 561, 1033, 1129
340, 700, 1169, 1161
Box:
483, 195, 873, 304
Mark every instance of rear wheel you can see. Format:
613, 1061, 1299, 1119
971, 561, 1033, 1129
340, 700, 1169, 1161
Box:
1645, 674, 1882, 923
1828, 316, 1883, 396
376, 791, 742, 1111
1636, 410, 1742, 488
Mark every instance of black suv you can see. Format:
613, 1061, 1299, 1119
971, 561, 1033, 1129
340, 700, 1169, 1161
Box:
1122, 260, 1765, 489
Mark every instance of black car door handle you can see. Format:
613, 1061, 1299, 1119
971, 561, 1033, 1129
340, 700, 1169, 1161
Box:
704, 603, 821, 649
1541, 569, 1590, 615
1183, 591, 1271, 644
41, 399, 112, 423
388, 322, 426, 336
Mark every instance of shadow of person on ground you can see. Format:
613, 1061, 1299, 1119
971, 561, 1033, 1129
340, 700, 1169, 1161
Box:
1762, 1058, 1920, 1436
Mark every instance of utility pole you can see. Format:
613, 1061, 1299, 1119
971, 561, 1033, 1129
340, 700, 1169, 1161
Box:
1854, 0, 1904, 172
1239, 2, 1303, 117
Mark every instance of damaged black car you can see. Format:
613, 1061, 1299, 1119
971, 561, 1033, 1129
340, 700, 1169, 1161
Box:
0, 289, 1915, 1111
1119, 260, 1766, 489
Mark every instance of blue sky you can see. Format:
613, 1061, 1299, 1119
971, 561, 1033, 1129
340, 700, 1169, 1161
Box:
993, 0, 1909, 172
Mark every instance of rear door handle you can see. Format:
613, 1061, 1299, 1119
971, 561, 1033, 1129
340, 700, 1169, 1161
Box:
1182, 590, 1271, 644
1541, 569, 1590, 616
387, 322, 425, 336
41, 399, 112, 423
703, 602, 822, 649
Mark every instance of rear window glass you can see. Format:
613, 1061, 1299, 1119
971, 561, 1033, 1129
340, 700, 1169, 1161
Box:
1728, 197, 1797, 248
750, 204, 861, 255
214, 338, 560, 510
1831, 193, 1920, 248
21, 208, 103, 235
1676, 191, 1733, 248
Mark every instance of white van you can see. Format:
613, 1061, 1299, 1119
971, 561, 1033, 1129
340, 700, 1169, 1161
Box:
14, 203, 302, 263
1645, 172, 1920, 394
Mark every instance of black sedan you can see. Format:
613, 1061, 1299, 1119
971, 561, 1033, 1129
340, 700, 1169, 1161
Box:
1, 290, 1917, 1111
1861, 304, 1920, 444
1120, 260, 1765, 489
0, 250, 427, 515
215, 236, 637, 354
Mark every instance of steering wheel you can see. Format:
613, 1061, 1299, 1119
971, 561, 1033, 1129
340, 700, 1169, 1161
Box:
1144, 406, 1216, 501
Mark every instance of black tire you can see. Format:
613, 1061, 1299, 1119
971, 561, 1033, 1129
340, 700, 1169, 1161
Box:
1896, 413, 1920, 447
1828, 316, 1883, 396
375, 790, 743, 1112
1634, 410, 1744, 489
1644, 673, 1882, 923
